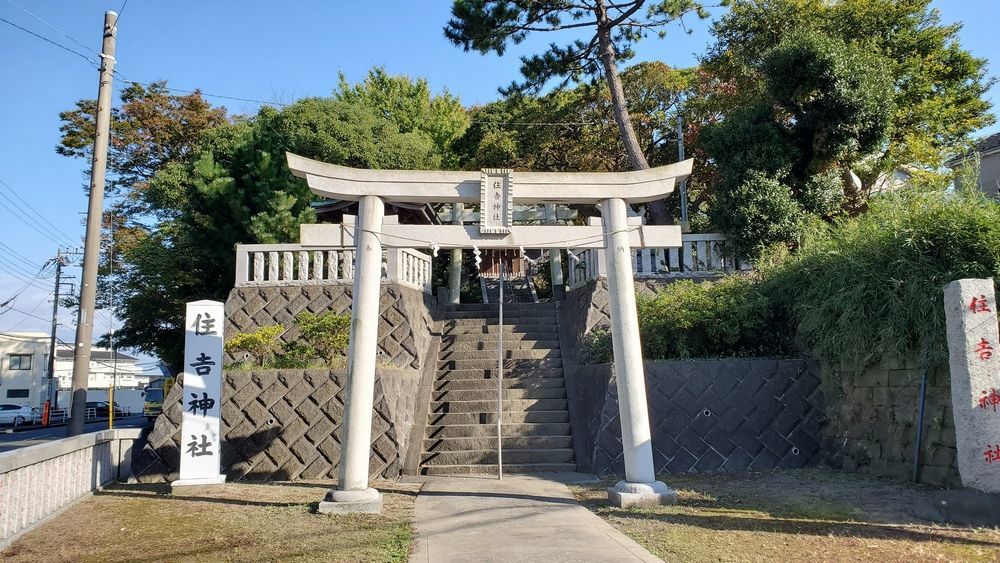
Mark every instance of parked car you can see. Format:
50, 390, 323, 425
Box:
0, 404, 34, 426
85, 401, 125, 418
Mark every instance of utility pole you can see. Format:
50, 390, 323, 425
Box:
47, 249, 67, 412
68, 11, 117, 436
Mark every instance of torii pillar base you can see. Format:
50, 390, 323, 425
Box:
608, 480, 678, 508
319, 488, 382, 515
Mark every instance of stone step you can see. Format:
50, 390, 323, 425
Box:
434, 377, 566, 391
429, 398, 568, 413
436, 368, 564, 380
419, 463, 577, 475
425, 422, 572, 439
442, 325, 559, 336
432, 388, 566, 402
441, 332, 559, 343
438, 358, 563, 371
443, 310, 557, 319
441, 339, 562, 352
421, 448, 575, 466
424, 435, 573, 451
427, 411, 570, 425
439, 349, 561, 361
445, 303, 556, 312
444, 318, 558, 328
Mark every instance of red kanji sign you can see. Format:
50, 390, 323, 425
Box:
976, 338, 995, 361
985, 444, 1000, 463
980, 389, 1000, 412
970, 295, 992, 314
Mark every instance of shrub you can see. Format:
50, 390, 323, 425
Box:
580, 325, 613, 365
637, 277, 794, 360
294, 311, 351, 366
225, 324, 285, 367
761, 178, 1000, 368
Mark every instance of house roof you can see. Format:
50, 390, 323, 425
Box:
947, 132, 1000, 167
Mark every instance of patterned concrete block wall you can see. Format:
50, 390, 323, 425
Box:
822, 358, 959, 487
561, 279, 824, 475
133, 281, 439, 483
573, 360, 825, 475
225, 284, 435, 369
132, 368, 421, 482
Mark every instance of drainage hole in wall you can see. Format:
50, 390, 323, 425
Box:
267, 418, 276, 426
792, 447, 800, 455
702, 409, 711, 417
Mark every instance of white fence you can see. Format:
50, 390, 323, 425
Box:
568, 233, 750, 289
0, 429, 142, 547
235, 244, 432, 293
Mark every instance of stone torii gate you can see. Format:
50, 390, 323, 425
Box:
286, 152, 694, 513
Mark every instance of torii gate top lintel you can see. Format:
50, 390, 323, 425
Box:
286, 152, 693, 205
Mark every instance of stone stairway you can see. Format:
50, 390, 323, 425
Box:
420, 302, 576, 475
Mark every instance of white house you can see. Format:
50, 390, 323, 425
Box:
54, 345, 151, 390
0, 332, 51, 408
948, 131, 1000, 200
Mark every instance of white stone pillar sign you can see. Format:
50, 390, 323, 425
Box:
172, 300, 226, 490
944, 279, 1000, 492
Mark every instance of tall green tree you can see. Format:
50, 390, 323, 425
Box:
702, 0, 994, 195
700, 31, 895, 255
57, 75, 461, 368
444, 0, 717, 223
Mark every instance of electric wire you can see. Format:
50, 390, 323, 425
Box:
0, 193, 77, 247
0, 179, 78, 246
0, 15, 98, 67
3, 0, 102, 57
7, 290, 53, 330
0, 240, 40, 270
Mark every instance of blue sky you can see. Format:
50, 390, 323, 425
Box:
0, 0, 997, 360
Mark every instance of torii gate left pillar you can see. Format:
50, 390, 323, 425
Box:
318, 195, 384, 514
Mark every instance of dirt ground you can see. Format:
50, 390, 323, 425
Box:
1, 480, 417, 563
571, 469, 1000, 563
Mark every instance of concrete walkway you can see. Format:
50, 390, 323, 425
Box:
409, 473, 662, 563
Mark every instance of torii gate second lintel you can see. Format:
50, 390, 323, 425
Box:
288, 153, 686, 514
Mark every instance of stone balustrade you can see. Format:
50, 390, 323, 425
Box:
0, 428, 142, 548
568, 233, 748, 289
235, 244, 432, 294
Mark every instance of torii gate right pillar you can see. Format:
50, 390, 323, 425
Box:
601, 197, 678, 507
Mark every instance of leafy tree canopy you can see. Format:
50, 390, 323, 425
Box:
702, 0, 994, 186
57, 73, 459, 368
700, 30, 895, 254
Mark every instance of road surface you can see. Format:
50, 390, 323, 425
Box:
0, 416, 150, 452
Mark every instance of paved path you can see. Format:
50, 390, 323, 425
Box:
410, 473, 661, 563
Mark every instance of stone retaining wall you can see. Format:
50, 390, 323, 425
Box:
132, 368, 425, 482
822, 358, 959, 487
571, 360, 825, 475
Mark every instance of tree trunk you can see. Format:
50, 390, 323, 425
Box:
595, 1, 671, 225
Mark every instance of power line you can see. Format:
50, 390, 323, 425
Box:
0, 240, 39, 270
3, 0, 102, 57
7, 291, 53, 330
0, 179, 78, 245
0, 15, 98, 67
116, 0, 129, 24
0, 263, 49, 292
112, 72, 291, 107
0, 190, 77, 247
